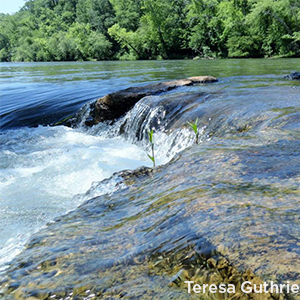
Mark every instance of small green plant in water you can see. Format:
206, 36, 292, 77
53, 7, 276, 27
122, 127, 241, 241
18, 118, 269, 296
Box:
147, 129, 155, 167
188, 118, 199, 144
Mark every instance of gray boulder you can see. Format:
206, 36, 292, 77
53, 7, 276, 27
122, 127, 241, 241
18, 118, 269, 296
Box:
284, 72, 300, 80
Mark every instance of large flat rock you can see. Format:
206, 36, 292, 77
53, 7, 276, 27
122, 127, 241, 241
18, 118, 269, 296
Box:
86, 76, 217, 125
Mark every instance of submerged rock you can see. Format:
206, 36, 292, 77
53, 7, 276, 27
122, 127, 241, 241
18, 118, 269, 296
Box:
1, 134, 299, 299
66, 76, 217, 127
1, 76, 299, 299
1, 126, 300, 299
284, 72, 300, 80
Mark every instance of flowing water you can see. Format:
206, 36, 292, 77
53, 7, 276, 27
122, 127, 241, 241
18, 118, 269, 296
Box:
0, 59, 300, 299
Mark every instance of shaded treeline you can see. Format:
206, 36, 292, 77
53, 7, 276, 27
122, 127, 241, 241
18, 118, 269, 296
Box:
0, 0, 299, 61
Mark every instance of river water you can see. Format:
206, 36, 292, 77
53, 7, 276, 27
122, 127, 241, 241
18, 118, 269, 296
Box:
0, 59, 299, 299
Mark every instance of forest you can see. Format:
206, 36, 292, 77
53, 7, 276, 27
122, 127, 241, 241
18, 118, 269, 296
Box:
0, 0, 299, 61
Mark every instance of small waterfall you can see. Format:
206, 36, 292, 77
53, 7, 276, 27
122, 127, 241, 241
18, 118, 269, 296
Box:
84, 96, 207, 164
0, 125, 148, 271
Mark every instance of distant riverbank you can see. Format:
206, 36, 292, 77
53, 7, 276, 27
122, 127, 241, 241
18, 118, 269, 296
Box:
1, 0, 299, 63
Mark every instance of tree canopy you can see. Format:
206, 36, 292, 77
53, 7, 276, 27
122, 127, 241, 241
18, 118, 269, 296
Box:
0, 0, 299, 61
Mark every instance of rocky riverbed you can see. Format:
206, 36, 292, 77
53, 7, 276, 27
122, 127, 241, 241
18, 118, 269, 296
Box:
1, 70, 299, 300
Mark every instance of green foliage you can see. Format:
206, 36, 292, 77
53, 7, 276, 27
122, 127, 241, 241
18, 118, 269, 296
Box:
141, 0, 190, 58
246, 0, 300, 57
0, 0, 299, 61
109, 0, 142, 31
187, 118, 199, 144
147, 129, 155, 168
76, 0, 115, 33
108, 23, 152, 59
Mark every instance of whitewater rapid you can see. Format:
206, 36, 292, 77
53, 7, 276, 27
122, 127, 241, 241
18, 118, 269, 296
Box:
0, 125, 152, 271
0, 119, 194, 272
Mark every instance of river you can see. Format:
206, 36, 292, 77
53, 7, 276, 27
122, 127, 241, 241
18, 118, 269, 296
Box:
0, 59, 299, 299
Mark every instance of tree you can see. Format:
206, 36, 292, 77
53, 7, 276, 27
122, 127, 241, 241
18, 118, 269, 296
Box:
0, 0, 299, 61
76, 0, 115, 33
110, 0, 142, 31
246, 0, 300, 57
187, 0, 225, 58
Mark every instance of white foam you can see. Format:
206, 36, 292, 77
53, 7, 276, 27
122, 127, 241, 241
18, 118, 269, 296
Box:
0, 125, 150, 270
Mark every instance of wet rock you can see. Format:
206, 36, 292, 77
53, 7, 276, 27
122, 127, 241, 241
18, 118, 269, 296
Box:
118, 166, 154, 180
116, 166, 154, 186
284, 72, 300, 80
52, 115, 74, 126
85, 76, 217, 126
155, 245, 277, 300
1, 80, 299, 299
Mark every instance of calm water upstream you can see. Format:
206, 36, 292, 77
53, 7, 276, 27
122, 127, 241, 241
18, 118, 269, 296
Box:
0, 59, 300, 299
